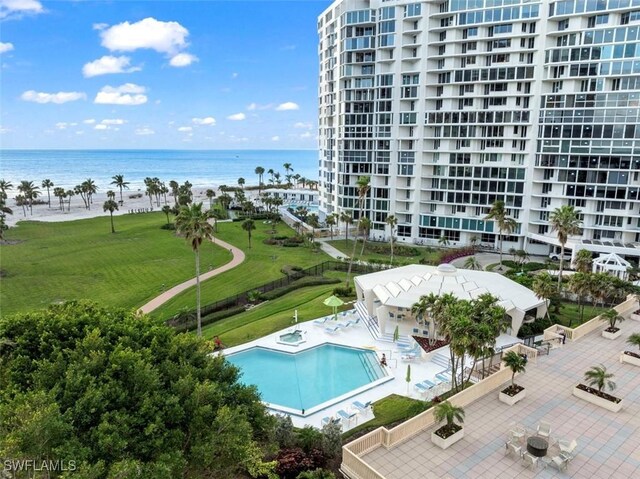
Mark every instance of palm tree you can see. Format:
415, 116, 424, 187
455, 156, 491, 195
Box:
325, 214, 336, 240
242, 219, 256, 248
82, 179, 98, 209
346, 176, 370, 287
502, 351, 527, 388
532, 272, 555, 320
65, 189, 74, 212
0, 198, 12, 240
106, 190, 116, 201
307, 213, 320, 241
438, 236, 450, 248
433, 401, 465, 430
463, 257, 481, 270
175, 203, 214, 337
600, 308, 624, 331
358, 216, 372, 258
18, 180, 40, 214
237, 177, 245, 190
111, 174, 130, 205
267, 168, 275, 185
255, 166, 265, 193
568, 272, 591, 324
584, 364, 615, 394
549, 205, 582, 288
626, 333, 640, 351
386, 215, 398, 264
340, 211, 353, 246
169, 180, 179, 207
205, 189, 216, 209
41, 179, 54, 207
283, 162, 293, 179
103, 199, 119, 233
484, 200, 517, 270
53, 187, 66, 211
161, 205, 172, 225
573, 249, 593, 273
0, 179, 13, 200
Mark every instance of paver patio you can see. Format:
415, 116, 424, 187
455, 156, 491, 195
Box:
362, 317, 640, 479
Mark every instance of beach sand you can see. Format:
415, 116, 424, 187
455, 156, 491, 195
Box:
4, 186, 225, 228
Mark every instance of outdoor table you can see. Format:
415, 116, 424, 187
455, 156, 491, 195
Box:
527, 436, 549, 457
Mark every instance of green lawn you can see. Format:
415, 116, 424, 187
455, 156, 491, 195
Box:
553, 303, 607, 328
326, 239, 440, 265
0, 213, 232, 316
203, 271, 354, 346
151, 221, 333, 321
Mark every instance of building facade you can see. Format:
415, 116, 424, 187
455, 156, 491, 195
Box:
317, 0, 640, 260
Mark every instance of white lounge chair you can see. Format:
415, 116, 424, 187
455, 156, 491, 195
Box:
537, 421, 551, 439
325, 325, 342, 334
321, 416, 341, 427
336, 409, 357, 425
313, 316, 329, 326
351, 400, 372, 415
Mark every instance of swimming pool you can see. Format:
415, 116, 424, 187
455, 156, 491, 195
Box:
227, 344, 386, 413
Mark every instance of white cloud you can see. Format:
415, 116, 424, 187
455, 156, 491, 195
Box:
21, 90, 86, 104
82, 55, 140, 78
227, 112, 246, 121
169, 52, 198, 67
94, 83, 147, 106
247, 102, 273, 111
300, 131, 313, 139
135, 127, 155, 135
294, 121, 313, 129
275, 102, 299, 111
101, 118, 126, 125
0, 42, 14, 54
83, 119, 96, 124
0, 0, 43, 19
271, 136, 280, 141
100, 17, 189, 55
76, 131, 84, 135
192, 117, 216, 126
94, 124, 108, 130
55, 122, 77, 130
177, 126, 192, 132
231, 72, 238, 79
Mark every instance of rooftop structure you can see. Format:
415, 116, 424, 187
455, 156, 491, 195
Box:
355, 264, 547, 336
592, 252, 632, 279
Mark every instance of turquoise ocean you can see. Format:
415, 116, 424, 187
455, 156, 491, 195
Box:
0, 149, 319, 190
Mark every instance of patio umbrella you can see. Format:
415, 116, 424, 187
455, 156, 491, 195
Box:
406, 364, 411, 395
393, 325, 399, 343
323, 295, 344, 321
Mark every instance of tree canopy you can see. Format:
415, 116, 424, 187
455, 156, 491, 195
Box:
0, 301, 274, 478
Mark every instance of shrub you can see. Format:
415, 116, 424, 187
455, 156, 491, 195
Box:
438, 246, 475, 264
282, 242, 301, 248
128, 193, 143, 199
160, 223, 176, 230
320, 422, 342, 459
274, 414, 296, 449
281, 265, 305, 280
275, 448, 325, 479
263, 238, 278, 245
261, 277, 339, 301
332, 286, 353, 297
517, 317, 553, 338
297, 469, 336, 479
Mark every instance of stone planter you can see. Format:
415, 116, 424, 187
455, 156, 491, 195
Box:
602, 328, 622, 340
572, 385, 623, 412
431, 426, 464, 449
620, 351, 640, 367
499, 387, 526, 406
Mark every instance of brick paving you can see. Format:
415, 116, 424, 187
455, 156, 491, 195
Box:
362, 318, 640, 478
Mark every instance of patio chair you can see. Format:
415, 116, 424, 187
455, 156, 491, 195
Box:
336, 409, 357, 425
522, 452, 539, 469
537, 421, 551, 439
550, 454, 569, 471
321, 416, 341, 427
401, 352, 419, 362
313, 316, 329, 326
505, 441, 522, 459
351, 400, 372, 415
435, 372, 452, 384
509, 426, 526, 444
558, 439, 577, 455
324, 324, 342, 334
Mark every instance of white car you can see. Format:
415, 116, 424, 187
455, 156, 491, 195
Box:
549, 252, 572, 262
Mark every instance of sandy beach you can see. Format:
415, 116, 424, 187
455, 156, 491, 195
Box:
4, 185, 226, 228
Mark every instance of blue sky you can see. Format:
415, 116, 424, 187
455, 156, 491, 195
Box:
0, 0, 331, 149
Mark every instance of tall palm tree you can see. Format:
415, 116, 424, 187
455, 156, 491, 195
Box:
532, 272, 555, 320
168, 180, 179, 207
0, 179, 13, 201
18, 180, 40, 214
573, 248, 593, 273
307, 213, 320, 241
53, 187, 66, 211
584, 364, 615, 394
484, 200, 517, 269
325, 214, 336, 240
103, 199, 119, 233
255, 166, 265, 193
65, 189, 74, 212
106, 190, 116, 201
241, 219, 256, 248
568, 272, 591, 324
340, 211, 353, 247
237, 177, 245, 190
358, 216, 372, 258
175, 203, 214, 337
283, 162, 293, 180
41, 179, 54, 207
346, 176, 370, 287
83, 178, 98, 209
205, 189, 216, 209
111, 174, 130, 205
549, 205, 582, 288
386, 215, 398, 264
161, 205, 172, 225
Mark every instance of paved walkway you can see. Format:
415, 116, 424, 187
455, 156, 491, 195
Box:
138, 237, 246, 314
362, 315, 640, 478
317, 238, 348, 260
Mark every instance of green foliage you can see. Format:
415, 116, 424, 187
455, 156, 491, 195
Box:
502, 260, 547, 272
332, 286, 353, 297
274, 414, 296, 449
584, 364, 616, 393
296, 426, 323, 453
275, 448, 326, 479
0, 302, 274, 478
260, 277, 340, 301
433, 401, 465, 427
297, 469, 336, 479
627, 333, 640, 351
502, 351, 527, 386
320, 422, 342, 460
600, 308, 625, 329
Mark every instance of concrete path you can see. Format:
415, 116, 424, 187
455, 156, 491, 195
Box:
138, 237, 246, 314
316, 238, 348, 260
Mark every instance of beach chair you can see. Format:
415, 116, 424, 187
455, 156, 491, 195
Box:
351, 400, 372, 415
336, 409, 357, 426
537, 421, 551, 439
321, 416, 341, 427
558, 439, 577, 455
313, 316, 329, 326
522, 452, 539, 469
324, 324, 342, 334
401, 352, 419, 362
505, 441, 522, 459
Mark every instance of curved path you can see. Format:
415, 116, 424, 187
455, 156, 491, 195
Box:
138, 237, 246, 314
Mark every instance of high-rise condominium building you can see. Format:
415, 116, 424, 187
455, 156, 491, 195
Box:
317, 0, 640, 260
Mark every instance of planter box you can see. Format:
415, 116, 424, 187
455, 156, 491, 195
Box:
499, 387, 526, 406
431, 426, 464, 450
631, 313, 640, 322
572, 385, 623, 412
620, 351, 640, 367
602, 328, 622, 340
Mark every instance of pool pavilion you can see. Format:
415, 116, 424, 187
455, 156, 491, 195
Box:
354, 264, 548, 340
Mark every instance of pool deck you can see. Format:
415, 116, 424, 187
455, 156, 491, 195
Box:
223, 310, 519, 430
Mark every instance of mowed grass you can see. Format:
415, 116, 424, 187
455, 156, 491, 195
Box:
202, 271, 354, 346
0, 213, 231, 316
326, 239, 441, 265
150, 221, 333, 321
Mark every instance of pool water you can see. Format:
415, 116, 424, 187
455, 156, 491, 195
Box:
227, 344, 385, 411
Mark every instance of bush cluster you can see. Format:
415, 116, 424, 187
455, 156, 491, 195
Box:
332, 286, 353, 297
517, 317, 553, 338
438, 246, 475, 264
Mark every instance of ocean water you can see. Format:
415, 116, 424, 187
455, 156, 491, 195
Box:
0, 149, 319, 190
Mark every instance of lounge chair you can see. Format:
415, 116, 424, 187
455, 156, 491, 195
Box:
336, 409, 357, 425
505, 441, 522, 458
351, 400, 372, 415
550, 454, 569, 471
537, 421, 551, 439
435, 372, 451, 383
321, 416, 341, 427
324, 324, 342, 334
313, 316, 329, 326
558, 439, 577, 455
522, 452, 538, 469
